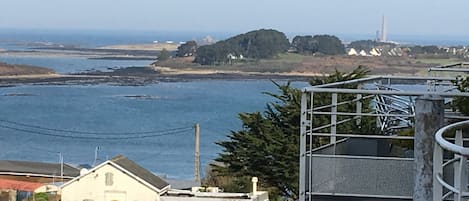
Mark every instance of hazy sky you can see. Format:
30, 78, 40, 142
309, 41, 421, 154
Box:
2, 0, 469, 36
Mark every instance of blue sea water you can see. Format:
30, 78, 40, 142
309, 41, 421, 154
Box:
0, 81, 308, 179
0, 29, 235, 73
0, 54, 152, 73
0, 30, 311, 179
0, 29, 234, 49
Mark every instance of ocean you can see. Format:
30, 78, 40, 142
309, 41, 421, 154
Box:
0, 30, 310, 179
0, 54, 152, 74
0, 81, 308, 179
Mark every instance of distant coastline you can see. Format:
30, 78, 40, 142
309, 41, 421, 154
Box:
0, 66, 314, 87
0, 29, 467, 87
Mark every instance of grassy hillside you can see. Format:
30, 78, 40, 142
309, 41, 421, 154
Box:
0, 62, 55, 76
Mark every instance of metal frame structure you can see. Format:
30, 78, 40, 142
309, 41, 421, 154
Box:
300, 75, 469, 201
434, 120, 469, 201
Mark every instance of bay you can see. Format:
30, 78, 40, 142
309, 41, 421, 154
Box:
0, 55, 153, 74
0, 80, 308, 179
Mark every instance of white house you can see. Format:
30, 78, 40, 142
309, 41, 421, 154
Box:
347, 48, 358, 56
359, 50, 368, 56
61, 155, 170, 201
369, 48, 381, 56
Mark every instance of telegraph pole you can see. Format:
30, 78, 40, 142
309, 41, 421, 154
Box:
194, 123, 200, 183
59, 152, 63, 183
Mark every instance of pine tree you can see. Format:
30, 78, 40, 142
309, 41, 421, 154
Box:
212, 67, 373, 200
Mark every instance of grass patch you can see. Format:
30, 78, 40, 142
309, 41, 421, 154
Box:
414, 58, 464, 66
156, 54, 304, 73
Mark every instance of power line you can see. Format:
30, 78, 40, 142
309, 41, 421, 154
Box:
0, 118, 191, 135
0, 124, 192, 140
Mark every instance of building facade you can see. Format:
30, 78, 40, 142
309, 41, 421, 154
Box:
61, 155, 170, 201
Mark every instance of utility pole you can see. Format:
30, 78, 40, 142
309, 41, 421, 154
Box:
58, 152, 63, 183
194, 123, 200, 183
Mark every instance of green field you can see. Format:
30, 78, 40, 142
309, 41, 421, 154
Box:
414, 58, 464, 66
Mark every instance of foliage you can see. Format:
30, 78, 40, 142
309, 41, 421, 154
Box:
158, 48, 171, 61
211, 67, 374, 200
203, 165, 251, 193
291, 35, 316, 55
409, 45, 444, 55
309, 67, 378, 146
33, 193, 48, 201
452, 76, 469, 115
194, 29, 290, 65
177, 40, 198, 57
391, 128, 414, 150
292, 35, 345, 55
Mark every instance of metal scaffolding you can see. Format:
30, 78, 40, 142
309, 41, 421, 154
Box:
300, 75, 469, 201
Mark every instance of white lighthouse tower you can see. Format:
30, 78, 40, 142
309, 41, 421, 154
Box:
380, 15, 387, 42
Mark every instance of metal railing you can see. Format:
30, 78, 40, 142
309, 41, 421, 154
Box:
300, 75, 469, 201
434, 120, 469, 201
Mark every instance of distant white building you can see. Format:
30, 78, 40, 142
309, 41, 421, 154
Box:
369, 48, 381, 56
359, 50, 368, 56
227, 53, 245, 60
347, 48, 358, 56
227, 53, 237, 60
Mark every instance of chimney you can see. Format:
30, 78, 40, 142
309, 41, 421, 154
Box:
251, 177, 258, 195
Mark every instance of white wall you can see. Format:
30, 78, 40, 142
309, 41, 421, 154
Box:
62, 164, 160, 201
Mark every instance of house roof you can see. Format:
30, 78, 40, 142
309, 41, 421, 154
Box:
110, 155, 170, 190
61, 155, 170, 193
0, 160, 80, 178
0, 178, 43, 192
165, 179, 200, 190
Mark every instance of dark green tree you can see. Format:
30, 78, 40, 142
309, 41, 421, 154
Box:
291, 35, 316, 55
212, 67, 373, 200
452, 76, 469, 115
409, 45, 443, 55
158, 48, 171, 61
312, 35, 345, 55
194, 29, 290, 65
177, 40, 198, 57
292, 35, 345, 55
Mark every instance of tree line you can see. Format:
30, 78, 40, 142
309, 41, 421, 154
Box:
171, 28, 457, 66
174, 29, 347, 65
193, 29, 290, 65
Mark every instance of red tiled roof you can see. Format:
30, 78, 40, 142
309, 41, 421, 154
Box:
0, 178, 43, 192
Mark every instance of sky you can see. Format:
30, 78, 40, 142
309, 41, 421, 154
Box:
1, 0, 469, 37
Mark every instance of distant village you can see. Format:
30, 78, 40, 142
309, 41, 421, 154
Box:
345, 41, 469, 58
345, 16, 469, 58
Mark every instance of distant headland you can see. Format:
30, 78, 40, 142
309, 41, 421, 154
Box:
0, 28, 468, 86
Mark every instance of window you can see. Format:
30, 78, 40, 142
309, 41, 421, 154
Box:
105, 172, 114, 186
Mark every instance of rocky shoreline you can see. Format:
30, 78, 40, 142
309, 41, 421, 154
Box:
0, 66, 314, 87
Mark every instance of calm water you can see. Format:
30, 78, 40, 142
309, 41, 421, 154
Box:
0, 81, 308, 179
0, 29, 234, 73
0, 55, 152, 74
